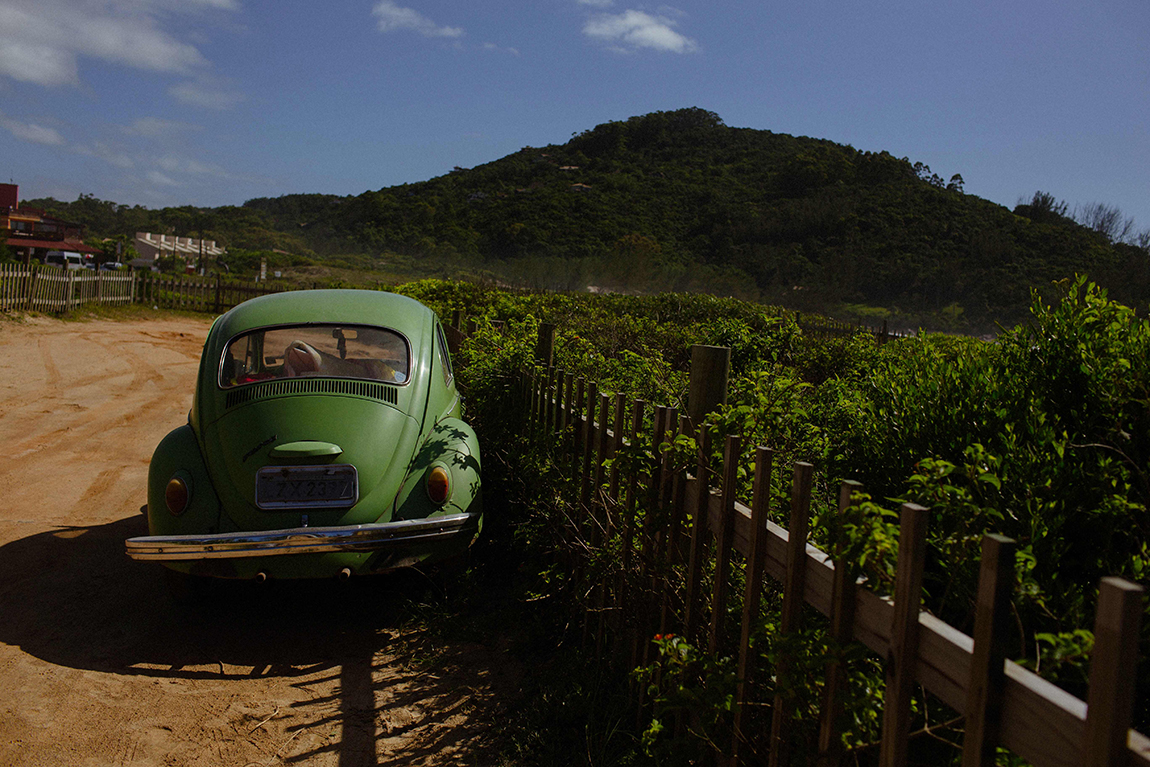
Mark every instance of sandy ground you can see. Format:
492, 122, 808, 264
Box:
0, 315, 521, 766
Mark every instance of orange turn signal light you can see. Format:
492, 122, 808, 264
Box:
426, 465, 450, 505
165, 474, 191, 516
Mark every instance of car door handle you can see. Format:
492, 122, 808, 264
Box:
269, 441, 344, 458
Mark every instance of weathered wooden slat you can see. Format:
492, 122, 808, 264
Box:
709, 434, 741, 655
572, 377, 585, 474
962, 534, 1016, 767
1085, 578, 1144, 767
656, 411, 684, 637
879, 503, 929, 767
683, 426, 711, 644
818, 480, 864, 765
732, 446, 773, 765
608, 392, 626, 501
768, 462, 815, 767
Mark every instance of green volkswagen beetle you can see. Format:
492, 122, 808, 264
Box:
126, 289, 481, 586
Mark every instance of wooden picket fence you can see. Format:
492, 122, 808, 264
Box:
515, 330, 1150, 767
0, 264, 282, 315
0, 263, 136, 313
136, 273, 279, 313
797, 311, 909, 345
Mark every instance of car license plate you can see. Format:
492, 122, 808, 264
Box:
255, 465, 358, 509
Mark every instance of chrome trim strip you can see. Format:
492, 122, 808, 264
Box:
125, 513, 479, 561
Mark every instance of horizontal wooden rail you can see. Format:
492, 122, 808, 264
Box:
685, 447, 1150, 767
525, 360, 1150, 767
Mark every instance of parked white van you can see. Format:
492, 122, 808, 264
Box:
44, 251, 85, 270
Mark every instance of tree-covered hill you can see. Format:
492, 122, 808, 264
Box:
23, 108, 1149, 330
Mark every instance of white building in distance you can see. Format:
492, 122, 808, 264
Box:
134, 232, 226, 265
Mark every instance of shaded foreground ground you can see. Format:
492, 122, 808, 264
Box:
0, 314, 524, 766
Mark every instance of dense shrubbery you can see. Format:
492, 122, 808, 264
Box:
420, 276, 1150, 762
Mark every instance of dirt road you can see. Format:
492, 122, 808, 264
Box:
0, 315, 519, 766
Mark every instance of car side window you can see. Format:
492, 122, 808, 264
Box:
435, 323, 453, 386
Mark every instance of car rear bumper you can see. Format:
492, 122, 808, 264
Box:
125, 513, 480, 561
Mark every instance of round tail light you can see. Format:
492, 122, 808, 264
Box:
426, 465, 450, 505
165, 474, 191, 516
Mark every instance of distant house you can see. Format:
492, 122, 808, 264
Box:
134, 232, 225, 267
569, 183, 593, 194
1, 183, 101, 265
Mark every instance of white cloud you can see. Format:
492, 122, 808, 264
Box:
156, 153, 248, 181
0, 0, 232, 87
482, 42, 520, 56
583, 9, 698, 53
125, 117, 203, 138
169, 79, 245, 109
147, 170, 181, 187
0, 114, 66, 146
372, 1, 463, 38
73, 142, 136, 169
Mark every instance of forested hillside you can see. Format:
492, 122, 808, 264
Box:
23, 108, 1149, 331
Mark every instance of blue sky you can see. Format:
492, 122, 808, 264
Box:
1, 0, 1147, 233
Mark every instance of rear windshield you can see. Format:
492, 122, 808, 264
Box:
220, 324, 410, 389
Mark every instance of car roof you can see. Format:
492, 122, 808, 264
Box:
211, 289, 435, 342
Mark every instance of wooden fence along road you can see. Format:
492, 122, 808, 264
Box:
514, 325, 1149, 767
0, 263, 135, 313
0, 264, 279, 315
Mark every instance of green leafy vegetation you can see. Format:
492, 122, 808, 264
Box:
431, 275, 1150, 763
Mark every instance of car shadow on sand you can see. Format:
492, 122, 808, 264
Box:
0, 514, 415, 679
0, 515, 514, 766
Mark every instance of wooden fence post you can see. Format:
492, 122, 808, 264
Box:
636, 406, 671, 669
593, 391, 613, 648
594, 393, 611, 517
618, 398, 645, 656
665, 414, 692, 569
684, 425, 712, 644
544, 370, 556, 437
580, 381, 599, 518
608, 392, 626, 502
527, 370, 538, 435
1084, 577, 1144, 767
709, 434, 741, 655
732, 446, 774, 765
557, 371, 570, 440
768, 462, 815, 767
818, 480, 864, 766
688, 345, 731, 428
26, 265, 38, 311
536, 322, 555, 367
879, 503, 930, 767
578, 380, 599, 648
655, 409, 682, 637
570, 377, 584, 465
962, 534, 1016, 767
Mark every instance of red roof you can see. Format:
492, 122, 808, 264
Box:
4, 237, 101, 254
